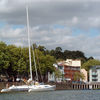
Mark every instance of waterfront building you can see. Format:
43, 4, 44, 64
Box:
48, 63, 65, 82
48, 59, 88, 82
48, 59, 81, 82
89, 66, 100, 82
64, 59, 81, 81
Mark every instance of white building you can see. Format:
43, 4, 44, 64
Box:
89, 66, 100, 82
48, 72, 55, 82
48, 63, 64, 82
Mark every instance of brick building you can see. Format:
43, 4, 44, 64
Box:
64, 59, 81, 81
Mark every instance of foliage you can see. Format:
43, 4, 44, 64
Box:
50, 47, 89, 63
0, 42, 10, 76
0, 41, 56, 80
82, 59, 100, 71
73, 72, 85, 81
54, 69, 62, 79
34, 49, 56, 75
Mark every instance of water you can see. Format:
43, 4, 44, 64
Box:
0, 90, 100, 100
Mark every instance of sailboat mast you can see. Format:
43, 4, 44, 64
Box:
26, 6, 33, 80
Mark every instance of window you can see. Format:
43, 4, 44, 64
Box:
92, 75, 98, 77
58, 66, 63, 70
92, 79, 98, 81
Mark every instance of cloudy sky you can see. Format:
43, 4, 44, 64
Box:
0, 0, 100, 59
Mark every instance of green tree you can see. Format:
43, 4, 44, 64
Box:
0, 42, 10, 76
55, 69, 62, 81
17, 58, 27, 75
82, 59, 100, 71
33, 49, 56, 81
73, 72, 85, 81
37, 45, 46, 55
54, 47, 63, 59
55, 47, 62, 52
63, 50, 87, 63
50, 49, 55, 56
34, 49, 55, 73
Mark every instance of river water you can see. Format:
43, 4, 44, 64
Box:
0, 90, 100, 100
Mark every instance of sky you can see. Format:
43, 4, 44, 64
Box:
0, 0, 100, 59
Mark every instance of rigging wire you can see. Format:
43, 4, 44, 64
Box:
32, 45, 39, 81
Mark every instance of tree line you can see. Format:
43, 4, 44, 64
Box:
37, 46, 93, 63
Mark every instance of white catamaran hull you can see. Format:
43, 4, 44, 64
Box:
28, 85, 56, 92
1, 85, 56, 93
1, 85, 32, 93
1, 88, 11, 93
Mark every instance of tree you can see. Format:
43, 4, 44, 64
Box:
34, 49, 56, 74
73, 72, 85, 81
63, 50, 87, 63
82, 59, 100, 71
17, 58, 27, 75
54, 47, 63, 59
87, 56, 94, 60
54, 69, 62, 81
0, 41, 7, 52
38, 45, 46, 52
50, 49, 55, 56
0, 52, 10, 76
55, 47, 62, 52
0, 42, 10, 76
33, 43, 37, 49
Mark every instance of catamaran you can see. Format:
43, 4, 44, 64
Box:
1, 5, 55, 93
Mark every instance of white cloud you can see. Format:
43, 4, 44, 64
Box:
0, 25, 25, 38
14, 42, 24, 47
72, 16, 79, 24
1, 0, 100, 59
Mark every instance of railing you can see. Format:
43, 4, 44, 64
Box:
92, 72, 98, 75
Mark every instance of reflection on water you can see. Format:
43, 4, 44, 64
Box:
0, 90, 100, 100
